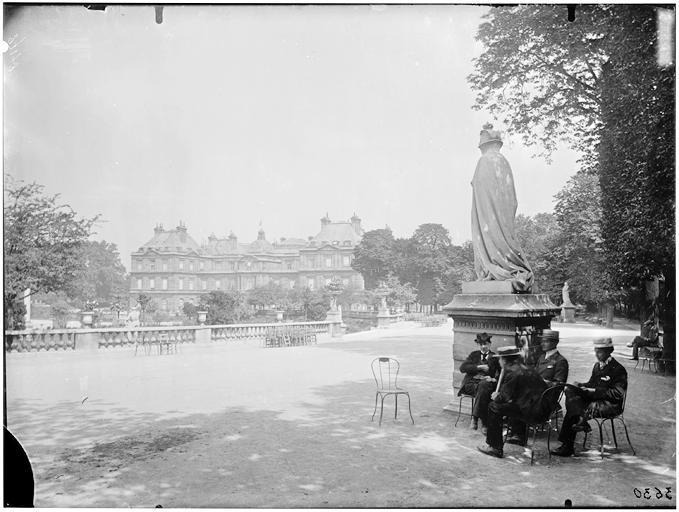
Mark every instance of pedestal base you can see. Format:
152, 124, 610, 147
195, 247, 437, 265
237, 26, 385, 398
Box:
442, 286, 560, 410
561, 304, 576, 323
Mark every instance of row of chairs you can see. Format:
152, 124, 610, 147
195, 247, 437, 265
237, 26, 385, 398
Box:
263, 326, 317, 348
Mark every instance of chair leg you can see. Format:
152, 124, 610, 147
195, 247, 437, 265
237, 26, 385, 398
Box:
547, 422, 552, 463
597, 420, 605, 458
395, 394, 398, 420
621, 418, 636, 455
610, 419, 618, 449
530, 426, 538, 466
371, 392, 379, 422
378, 395, 386, 427
406, 393, 414, 425
454, 396, 463, 427
635, 358, 640, 370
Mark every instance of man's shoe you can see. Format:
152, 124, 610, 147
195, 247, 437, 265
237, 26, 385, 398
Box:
477, 444, 503, 458
505, 435, 527, 446
550, 444, 574, 457
626, 342, 634, 348
481, 426, 488, 435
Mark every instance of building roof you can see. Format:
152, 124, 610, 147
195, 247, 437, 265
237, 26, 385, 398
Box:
311, 222, 362, 245
137, 224, 201, 254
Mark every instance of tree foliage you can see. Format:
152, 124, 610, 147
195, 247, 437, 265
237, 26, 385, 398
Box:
199, 290, 252, 325
71, 241, 129, 307
4, 176, 98, 328
351, 228, 396, 289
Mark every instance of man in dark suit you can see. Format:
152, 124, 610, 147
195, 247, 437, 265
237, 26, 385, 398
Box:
458, 332, 501, 430
505, 329, 569, 445
477, 346, 547, 458
551, 337, 628, 457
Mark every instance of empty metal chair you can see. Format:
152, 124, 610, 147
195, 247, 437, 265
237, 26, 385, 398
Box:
371, 357, 414, 427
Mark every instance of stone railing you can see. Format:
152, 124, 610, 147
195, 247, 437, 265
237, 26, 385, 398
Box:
4, 326, 200, 353
5, 320, 341, 353
210, 321, 334, 342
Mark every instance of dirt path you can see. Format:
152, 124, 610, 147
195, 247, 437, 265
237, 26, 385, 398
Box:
6, 322, 676, 507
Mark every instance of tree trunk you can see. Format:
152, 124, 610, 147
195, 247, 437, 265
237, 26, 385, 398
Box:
604, 300, 615, 328
661, 266, 675, 369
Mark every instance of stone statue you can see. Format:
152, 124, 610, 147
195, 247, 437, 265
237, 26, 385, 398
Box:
471, 123, 534, 293
562, 281, 573, 306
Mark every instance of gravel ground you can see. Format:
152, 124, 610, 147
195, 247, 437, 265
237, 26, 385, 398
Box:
6, 321, 676, 508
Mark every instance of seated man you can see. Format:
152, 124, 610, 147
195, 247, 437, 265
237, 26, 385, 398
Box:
477, 346, 547, 458
506, 329, 569, 445
627, 319, 660, 360
551, 337, 628, 457
458, 332, 500, 431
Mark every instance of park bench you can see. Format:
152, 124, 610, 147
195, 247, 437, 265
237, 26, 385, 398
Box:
264, 325, 317, 348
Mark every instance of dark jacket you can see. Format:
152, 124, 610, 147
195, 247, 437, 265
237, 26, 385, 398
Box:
458, 350, 500, 396
533, 351, 569, 386
583, 357, 627, 416
494, 363, 547, 420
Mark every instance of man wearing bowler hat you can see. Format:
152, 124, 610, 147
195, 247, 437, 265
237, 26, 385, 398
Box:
551, 337, 628, 457
504, 329, 569, 446
458, 332, 501, 431
477, 346, 547, 458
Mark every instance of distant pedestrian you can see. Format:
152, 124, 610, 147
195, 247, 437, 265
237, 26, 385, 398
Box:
627, 319, 660, 360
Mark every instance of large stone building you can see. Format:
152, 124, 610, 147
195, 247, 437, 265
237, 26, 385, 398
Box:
129, 214, 365, 313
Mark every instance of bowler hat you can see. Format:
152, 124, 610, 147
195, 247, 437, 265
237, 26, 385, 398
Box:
592, 337, 614, 350
537, 329, 559, 343
475, 332, 492, 344
491, 345, 522, 358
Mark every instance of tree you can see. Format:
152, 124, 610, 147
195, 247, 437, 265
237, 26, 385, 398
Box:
438, 241, 475, 306
382, 275, 417, 310
468, 5, 609, 160
290, 287, 330, 321
136, 293, 152, 326
514, 213, 562, 300
182, 301, 198, 321
351, 228, 396, 290
4, 176, 98, 328
199, 291, 251, 325
410, 223, 452, 306
71, 241, 128, 307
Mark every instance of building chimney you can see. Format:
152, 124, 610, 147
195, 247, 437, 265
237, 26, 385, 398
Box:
228, 231, 237, 250
321, 212, 331, 228
176, 221, 187, 242
154, 223, 164, 235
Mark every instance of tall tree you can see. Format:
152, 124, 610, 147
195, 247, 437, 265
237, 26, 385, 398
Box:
351, 228, 396, 290
199, 290, 251, 325
410, 223, 452, 306
71, 241, 129, 307
4, 177, 98, 328
514, 213, 562, 300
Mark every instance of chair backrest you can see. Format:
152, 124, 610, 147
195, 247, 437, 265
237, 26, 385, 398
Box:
532, 384, 565, 424
371, 357, 400, 390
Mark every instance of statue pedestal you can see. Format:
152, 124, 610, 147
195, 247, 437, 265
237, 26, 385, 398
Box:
561, 304, 576, 323
376, 308, 391, 329
325, 309, 344, 337
442, 283, 560, 414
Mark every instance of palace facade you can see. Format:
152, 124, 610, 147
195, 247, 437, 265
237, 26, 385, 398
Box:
129, 214, 365, 313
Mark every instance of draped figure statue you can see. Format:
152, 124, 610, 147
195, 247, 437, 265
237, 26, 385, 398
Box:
471, 124, 534, 293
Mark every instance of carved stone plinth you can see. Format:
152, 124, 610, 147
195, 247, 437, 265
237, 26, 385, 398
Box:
561, 304, 576, 323
376, 308, 391, 329
441, 284, 560, 414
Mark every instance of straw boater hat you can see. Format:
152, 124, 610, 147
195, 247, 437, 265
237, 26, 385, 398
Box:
592, 337, 614, 350
475, 332, 493, 344
537, 330, 560, 344
490, 346, 522, 358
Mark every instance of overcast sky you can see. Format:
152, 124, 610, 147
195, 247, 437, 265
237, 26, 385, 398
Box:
4, 4, 579, 270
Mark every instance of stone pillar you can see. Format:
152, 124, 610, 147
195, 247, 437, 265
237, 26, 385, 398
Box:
75, 331, 100, 351
442, 281, 560, 414
195, 326, 211, 344
326, 308, 343, 337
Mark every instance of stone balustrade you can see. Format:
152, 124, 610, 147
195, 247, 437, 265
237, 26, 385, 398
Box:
4, 320, 340, 353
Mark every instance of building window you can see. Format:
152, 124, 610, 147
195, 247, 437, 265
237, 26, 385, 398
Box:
137, 262, 142, 271
161, 299, 167, 311
150, 260, 155, 271
216, 279, 221, 290
137, 278, 142, 289
149, 278, 155, 289
162, 261, 168, 271
202, 279, 207, 290
189, 280, 194, 290
199, 261, 204, 271
162, 278, 168, 290
343, 256, 350, 266
325, 257, 332, 268
179, 260, 184, 271
189, 261, 194, 271
179, 278, 184, 290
